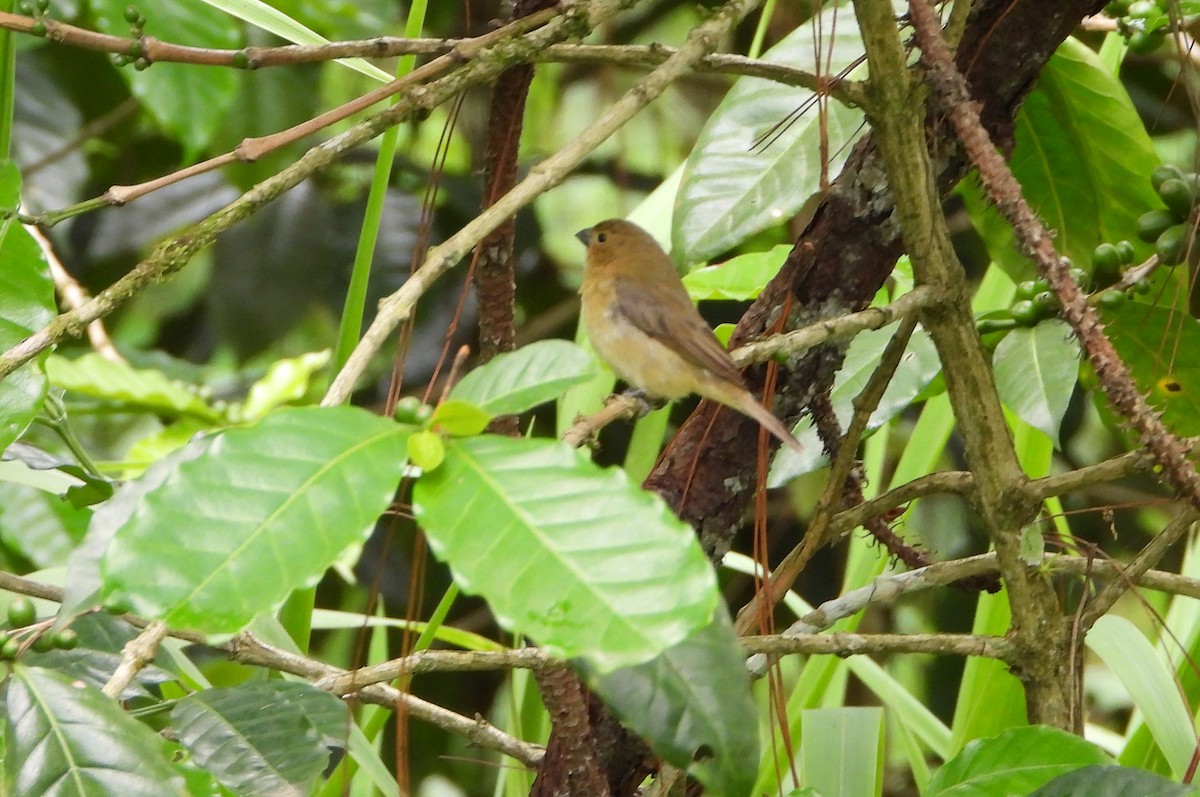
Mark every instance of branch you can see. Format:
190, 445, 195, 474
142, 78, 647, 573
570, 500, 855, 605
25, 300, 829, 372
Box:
0, 0, 634, 378
910, 0, 1200, 509
322, 0, 769, 405
0, 11, 863, 104
0, 572, 541, 767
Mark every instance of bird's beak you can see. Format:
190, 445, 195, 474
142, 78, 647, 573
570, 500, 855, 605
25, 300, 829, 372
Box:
574, 228, 592, 246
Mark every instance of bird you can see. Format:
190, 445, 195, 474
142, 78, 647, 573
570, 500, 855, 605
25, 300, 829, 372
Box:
576, 218, 804, 454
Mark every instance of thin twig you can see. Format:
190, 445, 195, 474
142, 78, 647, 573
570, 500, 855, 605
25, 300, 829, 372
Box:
102, 620, 166, 698
911, 0, 1200, 509
27, 223, 125, 363
322, 0, 768, 406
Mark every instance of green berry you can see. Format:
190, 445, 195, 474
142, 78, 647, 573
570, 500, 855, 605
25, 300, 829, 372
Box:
1152, 164, 1186, 192
34, 0, 48, 13
1034, 291, 1059, 315
134, 57, 150, 71
1093, 242, 1122, 273
52, 629, 78, 650
1138, 209, 1178, 242
1069, 267, 1090, 288
30, 21, 45, 36
1135, 279, 1153, 294
1128, 0, 1160, 17
124, 4, 141, 23
1011, 300, 1040, 326
16, 1, 33, 15
1158, 178, 1197, 220
1128, 29, 1163, 55
1105, 0, 1130, 15
30, 634, 53, 653
7, 597, 35, 629
1156, 223, 1191, 265
0, 638, 19, 660
1098, 289, 1128, 308
1115, 240, 1136, 264
1015, 280, 1040, 300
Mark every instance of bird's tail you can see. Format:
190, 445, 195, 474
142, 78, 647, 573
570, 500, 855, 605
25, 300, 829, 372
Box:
736, 393, 805, 454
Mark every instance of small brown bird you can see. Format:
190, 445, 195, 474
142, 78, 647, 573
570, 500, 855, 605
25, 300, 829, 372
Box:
576, 219, 803, 453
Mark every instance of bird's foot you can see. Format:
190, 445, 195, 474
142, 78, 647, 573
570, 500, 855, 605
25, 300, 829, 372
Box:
619, 388, 667, 417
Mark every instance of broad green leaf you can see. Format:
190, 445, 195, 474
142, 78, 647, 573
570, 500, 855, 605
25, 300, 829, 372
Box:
1030, 765, 1198, 797
450, 340, 601, 416
1088, 615, 1196, 778
769, 323, 940, 485
0, 166, 55, 451
963, 38, 1161, 280
431, 399, 493, 436
590, 609, 758, 797
173, 682, 348, 797
413, 435, 718, 672
1101, 302, 1200, 436
101, 407, 408, 632
92, 0, 242, 156
61, 433, 217, 620
0, 480, 89, 568
46, 353, 224, 423
238, 349, 330, 421
993, 321, 1080, 447
673, 2, 866, 262
682, 245, 791, 301
4, 665, 186, 797
801, 708, 884, 797
925, 726, 1109, 797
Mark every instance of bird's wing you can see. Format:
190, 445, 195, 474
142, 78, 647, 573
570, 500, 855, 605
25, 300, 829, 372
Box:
613, 281, 746, 387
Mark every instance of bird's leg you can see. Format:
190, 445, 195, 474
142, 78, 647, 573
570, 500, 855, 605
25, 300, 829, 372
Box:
620, 387, 667, 417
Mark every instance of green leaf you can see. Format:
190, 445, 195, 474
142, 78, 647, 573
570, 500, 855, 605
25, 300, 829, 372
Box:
1102, 302, 1200, 436
993, 321, 1080, 447
173, 681, 348, 797
431, 399, 493, 437
925, 726, 1110, 797
450, 340, 601, 416
92, 0, 242, 156
413, 435, 718, 672
1030, 765, 1198, 797
2, 439, 113, 506
1087, 615, 1196, 778
21, 613, 177, 700
769, 323, 940, 485
61, 433, 217, 620
101, 407, 408, 633
590, 608, 759, 797
682, 245, 792, 300
673, 3, 867, 262
0, 181, 55, 451
237, 349, 330, 421
801, 708, 884, 797
3, 665, 186, 797
407, 429, 445, 471
963, 38, 1161, 280
46, 353, 225, 423
0, 480, 89, 568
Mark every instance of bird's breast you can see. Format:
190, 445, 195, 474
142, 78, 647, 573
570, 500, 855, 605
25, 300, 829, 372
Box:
581, 288, 700, 400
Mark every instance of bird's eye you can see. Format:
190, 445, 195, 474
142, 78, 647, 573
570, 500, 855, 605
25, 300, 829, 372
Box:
596, 232, 607, 243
